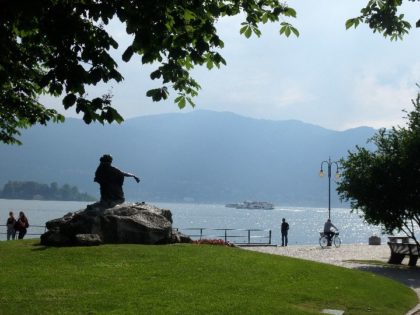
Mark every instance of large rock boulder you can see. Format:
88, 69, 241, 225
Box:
40, 202, 191, 246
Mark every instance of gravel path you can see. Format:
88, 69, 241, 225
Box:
244, 244, 390, 268
244, 244, 420, 315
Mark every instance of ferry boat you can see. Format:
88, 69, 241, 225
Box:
225, 201, 275, 210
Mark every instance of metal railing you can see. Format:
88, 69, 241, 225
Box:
0, 224, 47, 238
176, 227, 272, 246
1, 225, 272, 246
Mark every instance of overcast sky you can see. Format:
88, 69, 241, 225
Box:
43, 0, 420, 131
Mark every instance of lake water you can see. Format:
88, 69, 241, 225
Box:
0, 199, 386, 245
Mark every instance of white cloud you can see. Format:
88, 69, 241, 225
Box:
275, 85, 315, 107
349, 67, 419, 129
38, 1, 420, 131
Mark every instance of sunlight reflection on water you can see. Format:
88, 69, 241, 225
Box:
0, 199, 392, 245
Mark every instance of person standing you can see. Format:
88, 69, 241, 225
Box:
281, 218, 289, 247
6, 211, 16, 240
15, 211, 29, 240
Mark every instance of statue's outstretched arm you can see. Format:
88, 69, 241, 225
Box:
123, 172, 140, 183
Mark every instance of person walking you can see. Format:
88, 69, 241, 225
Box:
281, 218, 289, 247
6, 211, 16, 240
15, 211, 29, 240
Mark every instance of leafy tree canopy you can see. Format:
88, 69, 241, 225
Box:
346, 0, 420, 41
0, 0, 298, 144
337, 88, 420, 246
0, 0, 418, 145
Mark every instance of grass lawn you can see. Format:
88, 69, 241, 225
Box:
0, 240, 417, 315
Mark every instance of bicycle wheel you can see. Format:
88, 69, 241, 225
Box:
333, 236, 341, 248
319, 236, 329, 248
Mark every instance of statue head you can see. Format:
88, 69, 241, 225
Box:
100, 154, 113, 164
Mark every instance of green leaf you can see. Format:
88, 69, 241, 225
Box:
122, 46, 134, 62
186, 97, 195, 108
244, 27, 252, 38
150, 70, 162, 80
280, 26, 286, 35
261, 13, 269, 24
62, 94, 77, 109
291, 27, 299, 37
146, 89, 159, 101
239, 25, 248, 35
252, 26, 262, 37
50, 82, 63, 96
375, 0, 385, 9
103, 107, 123, 124
345, 19, 354, 30
52, 114, 65, 123
284, 8, 297, 18
146, 87, 169, 102
345, 18, 360, 30
206, 59, 214, 70
176, 96, 186, 109
279, 23, 299, 38
183, 9, 196, 21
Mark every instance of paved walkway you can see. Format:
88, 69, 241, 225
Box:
244, 244, 420, 315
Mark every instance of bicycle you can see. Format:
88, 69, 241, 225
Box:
319, 231, 341, 248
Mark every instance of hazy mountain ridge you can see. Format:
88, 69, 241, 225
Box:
0, 110, 376, 206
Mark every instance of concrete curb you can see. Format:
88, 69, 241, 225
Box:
406, 304, 420, 315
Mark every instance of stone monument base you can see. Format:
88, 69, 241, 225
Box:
40, 202, 191, 246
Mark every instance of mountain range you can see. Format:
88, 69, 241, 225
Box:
0, 110, 376, 206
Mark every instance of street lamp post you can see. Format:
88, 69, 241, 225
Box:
319, 157, 340, 219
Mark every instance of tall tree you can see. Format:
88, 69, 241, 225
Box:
0, 0, 298, 144
337, 88, 420, 246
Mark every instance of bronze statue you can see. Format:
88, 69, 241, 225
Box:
94, 154, 140, 205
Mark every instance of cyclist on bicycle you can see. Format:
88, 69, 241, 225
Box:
323, 219, 338, 246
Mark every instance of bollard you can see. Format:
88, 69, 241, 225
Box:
368, 235, 381, 245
